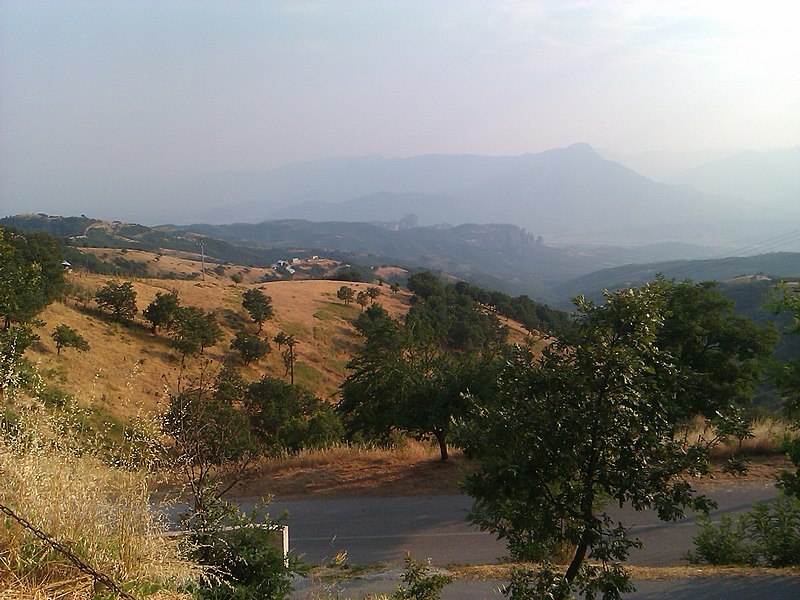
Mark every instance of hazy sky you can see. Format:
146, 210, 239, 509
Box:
1, 0, 798, 214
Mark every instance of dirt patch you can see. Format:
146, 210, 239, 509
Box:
231, 443, 471, 500
230, 447, 790, 501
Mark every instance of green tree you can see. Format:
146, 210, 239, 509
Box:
242, 288, 274, 333
366, 286, 380, 300
406, 271, 443, 301
142, 291, 180, 334
94, 280, 138, 323
0, 227, 65, 329
459, 283, 723, 599
356, 290, 369, 311
390, 281, 400, 295
338, 302, 502, 461
244, 375, 343, 455
273, 330, 289, 352
230, 330, 271, 365
51, 324, 89, 355
278, 333, 298, 385
336, 285, 355, 306
163, 364, 260, 530
169, 306, 223, 360
772, 283, 800, 497
657, 279, 777, 420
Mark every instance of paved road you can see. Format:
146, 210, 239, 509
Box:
268, 480, 780, 567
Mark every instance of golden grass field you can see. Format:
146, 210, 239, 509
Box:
25, 263, 413, 422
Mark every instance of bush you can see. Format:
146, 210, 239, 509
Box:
391, 553, 452, 600
189, 501, 304, 600
687, 495, 800, 566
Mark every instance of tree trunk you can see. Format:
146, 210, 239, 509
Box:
564, 532, 590, 585
434, 429, 448, 462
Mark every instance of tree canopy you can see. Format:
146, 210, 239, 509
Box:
339, 277, 509, 461
458, 280, 775, 599
241, 288, 273, 332
143, 291, 179, 334
230, 330, 270, 365
169, 306, 223, 359
0, 227, 65, 329
94, 280, 138, 323
51, 324, 90, 355
244, 376, 342, 456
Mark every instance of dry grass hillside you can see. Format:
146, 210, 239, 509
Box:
26, 268, 414, 429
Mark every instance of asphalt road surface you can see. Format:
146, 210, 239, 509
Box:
260, 481, 800, 599
268, 480, 780, 567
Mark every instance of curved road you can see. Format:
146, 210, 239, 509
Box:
268, 480, 780, 567
263, 480, 800, 599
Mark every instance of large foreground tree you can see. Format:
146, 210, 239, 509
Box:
459, 281, 774, 599
0, 227, 65, 329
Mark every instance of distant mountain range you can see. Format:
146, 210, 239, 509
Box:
194, 143, 798, 248
4, 143, 797, 252
665, 146, 800, 206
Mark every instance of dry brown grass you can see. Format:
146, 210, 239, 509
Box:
0, 398, 202, 599
25, 271, 415, 427
231, 440, 471, 500
682, 415, 795, 459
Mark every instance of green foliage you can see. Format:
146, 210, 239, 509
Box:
164, 366, 260, 528
230, 330, 271, 365
244, 376, 342, 455
405, 274, 508, 353
242, 288, 274, 332
0, 227, 65, 329
656, 278, 777, 420
336, 285, 355, 306
94, 280, 138, 322
273, 332, 298, 385
450, 279, 577, 339
0, 325, 40, 398
459, 283, 724, 599
142, 291, 179, 334
390, 553, 452, 600
406, 271, 442, 301
190, 500, 302, 600
51, 324, 89, 355
168, 306, 223, 358
770, 283, 800, 497
688, 495, 800, 567
339, 294, 506, 461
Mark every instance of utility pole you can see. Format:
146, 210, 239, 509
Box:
199, 239, 206, 282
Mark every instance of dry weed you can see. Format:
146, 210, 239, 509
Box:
0, 398, 202, 599
682, 415, 794, 458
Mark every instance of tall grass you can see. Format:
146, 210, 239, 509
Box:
682, 415, 795, 459
0, 398, 202, 599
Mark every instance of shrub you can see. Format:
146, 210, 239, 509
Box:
687, 495, 800, 567
189, 501, 303, 600
391, 553, 452, 600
